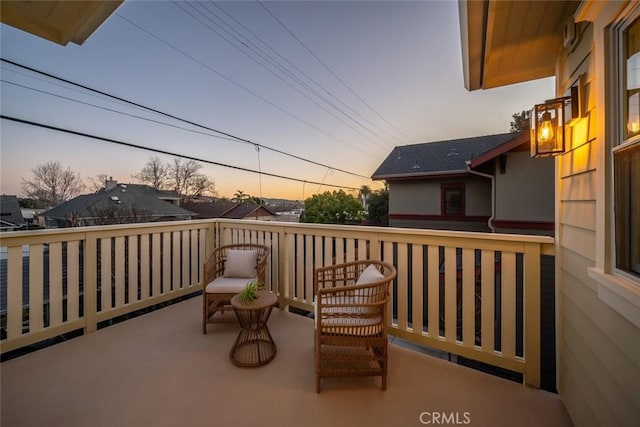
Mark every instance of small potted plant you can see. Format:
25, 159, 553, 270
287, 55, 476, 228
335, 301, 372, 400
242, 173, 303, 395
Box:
238, 279, 263, 304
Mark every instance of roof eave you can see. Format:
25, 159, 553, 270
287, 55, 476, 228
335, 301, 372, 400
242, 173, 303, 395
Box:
372, 170, 470, 181
459, 0, 579, 91
469, 132, 530, 168
0, 0, 123, 46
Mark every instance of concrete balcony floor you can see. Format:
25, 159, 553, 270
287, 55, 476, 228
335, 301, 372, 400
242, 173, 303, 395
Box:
1, 297, 572, 427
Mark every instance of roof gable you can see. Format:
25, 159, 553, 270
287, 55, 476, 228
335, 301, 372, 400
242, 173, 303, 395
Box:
182, 201, 277, 219
372, 133, 519, 180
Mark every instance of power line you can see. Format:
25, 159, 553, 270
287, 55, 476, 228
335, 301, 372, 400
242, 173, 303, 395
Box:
1, 115, 361, 192
181, 1, 395, 150
1, 79, 243, 144
257, 1, 414, 144
0, 58, 372, 180
208, 1, 406, 147
114, 13, 380, 159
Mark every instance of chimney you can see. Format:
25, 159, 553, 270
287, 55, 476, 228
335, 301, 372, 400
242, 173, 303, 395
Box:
105, 176, 117, 191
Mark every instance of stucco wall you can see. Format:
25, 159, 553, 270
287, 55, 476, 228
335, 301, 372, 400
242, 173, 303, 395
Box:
495, 151, 554, 222
556, 5, 640, 427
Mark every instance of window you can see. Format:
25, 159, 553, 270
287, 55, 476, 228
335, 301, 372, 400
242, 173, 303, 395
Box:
441, 183, 464, 216
614, 16, 640, 277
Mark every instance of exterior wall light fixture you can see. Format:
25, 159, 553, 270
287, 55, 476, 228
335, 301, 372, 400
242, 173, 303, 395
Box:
530, 85, 581, 158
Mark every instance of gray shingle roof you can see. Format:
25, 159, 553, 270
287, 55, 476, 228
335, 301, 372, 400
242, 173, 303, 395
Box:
372, 133, 518, 179
181, 201, 276, 219
0, 195, 25, 228
43, 184, 195, 220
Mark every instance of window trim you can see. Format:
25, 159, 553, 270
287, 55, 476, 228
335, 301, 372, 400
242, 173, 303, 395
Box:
594, 5, 640, 326
440, 182, 465, 217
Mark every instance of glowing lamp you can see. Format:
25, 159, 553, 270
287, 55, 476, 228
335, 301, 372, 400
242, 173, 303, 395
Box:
530, 98, 567, 158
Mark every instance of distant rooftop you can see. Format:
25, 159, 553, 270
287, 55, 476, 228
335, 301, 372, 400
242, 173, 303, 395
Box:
372, 133, 522, 180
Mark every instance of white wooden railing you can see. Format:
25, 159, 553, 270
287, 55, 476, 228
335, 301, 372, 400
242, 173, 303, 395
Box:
1, 219, 554, 387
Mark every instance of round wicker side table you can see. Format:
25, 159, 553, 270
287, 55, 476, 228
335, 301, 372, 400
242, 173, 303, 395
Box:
230, 290, 277, 367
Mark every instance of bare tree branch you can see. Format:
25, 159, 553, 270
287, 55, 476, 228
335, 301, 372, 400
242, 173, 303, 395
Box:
21, 161, 85, 205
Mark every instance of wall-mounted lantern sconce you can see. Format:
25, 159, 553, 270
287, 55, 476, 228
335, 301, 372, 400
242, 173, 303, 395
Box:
530, 85, 581, 158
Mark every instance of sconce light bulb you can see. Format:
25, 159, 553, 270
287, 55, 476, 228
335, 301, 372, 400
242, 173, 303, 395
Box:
538, 111, 554, 143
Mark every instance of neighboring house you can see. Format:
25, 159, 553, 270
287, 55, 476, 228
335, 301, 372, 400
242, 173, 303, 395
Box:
182, 200, 277, 221
42, 183, 195, 228
459, 2, 639, 426
372, 132, 554, 235
0, 195, 25, 231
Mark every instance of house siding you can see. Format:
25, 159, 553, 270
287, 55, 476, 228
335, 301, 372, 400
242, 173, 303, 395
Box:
495, 151, 555, 223
388, 177, 492, 231
557, 6, 640, 427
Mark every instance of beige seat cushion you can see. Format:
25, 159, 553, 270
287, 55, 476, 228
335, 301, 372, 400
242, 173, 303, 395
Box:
205, 276, 257, 294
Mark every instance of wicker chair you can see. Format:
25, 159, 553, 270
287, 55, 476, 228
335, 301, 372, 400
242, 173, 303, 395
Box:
202, 243, 270, 333
314, 260, 397, 392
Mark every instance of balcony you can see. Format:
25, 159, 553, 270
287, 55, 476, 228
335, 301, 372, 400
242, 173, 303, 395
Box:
0, 219, 569, 425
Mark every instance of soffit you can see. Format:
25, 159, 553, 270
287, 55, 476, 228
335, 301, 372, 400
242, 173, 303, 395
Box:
0, 0, 123, 46
461, 0, 580, 90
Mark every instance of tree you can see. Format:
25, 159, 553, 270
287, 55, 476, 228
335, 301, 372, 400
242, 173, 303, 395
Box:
233, 189, 248, 203
134, 156, 217, 200
87, 174, 110, 192
168, 158, 216, 200
232, 190, 262, 204
358, 185, 372, 208
367, 187, 389, 226
21, 161, 85, 206
510, 110, 530, 133
133, 156, 168, 190
299, 190, 365, 225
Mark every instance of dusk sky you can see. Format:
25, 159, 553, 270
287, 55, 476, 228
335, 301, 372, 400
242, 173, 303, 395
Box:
0, 0, 555, 201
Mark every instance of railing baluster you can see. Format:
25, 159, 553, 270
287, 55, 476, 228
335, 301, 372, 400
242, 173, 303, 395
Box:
29, 244, 44, 333
115, 236, 125, 307
411, 244, 423, 334
396, 243, 409, 330
49, 243, 63, 327
502, 252, 517, 358
444, 246, 457, 343
172, 231, 180, 291
481, 249, 495, 353
427, 245, 439, 338
461, 248, 475, 348
100, 238, 111, 312
7, 246, 23, 339
128, 235, 138, 304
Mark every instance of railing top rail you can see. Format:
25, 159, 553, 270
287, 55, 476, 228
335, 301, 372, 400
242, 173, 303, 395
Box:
215, 219, 555, 245
1, 218, 555, 255
0, 219, 218, 243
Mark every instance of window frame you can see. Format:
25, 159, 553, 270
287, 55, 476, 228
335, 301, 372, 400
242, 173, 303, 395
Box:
440, 182, 465, 217
590, 4, 640, 328
612, 11, 640, 280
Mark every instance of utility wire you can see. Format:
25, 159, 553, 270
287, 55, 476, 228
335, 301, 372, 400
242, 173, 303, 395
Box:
183, 1, 394, 149
209, 1, 402, 147
0, 58, 372, 180
1, 115, 360, 192
258, 1, 414, 144
1, 79, 242, 144
114, 13, 379, 159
